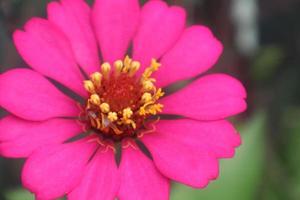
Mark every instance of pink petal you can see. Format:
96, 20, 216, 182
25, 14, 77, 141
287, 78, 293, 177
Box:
118, 146, 170, 200
0, 69, 80, 121
133, 0, 186, 69
154, 26, 223, 87
22, 139, 96, 200
47, 0, 100, 75
68, 149, 119, 200
161, 74, 247, 120
13, 18, 86, 97
141, 119, 241, 188
93, 0, 140, 63
0, 115, 82, 158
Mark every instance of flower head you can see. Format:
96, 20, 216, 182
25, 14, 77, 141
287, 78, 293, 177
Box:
82, 57, 164, 140
0, 0, 247, 199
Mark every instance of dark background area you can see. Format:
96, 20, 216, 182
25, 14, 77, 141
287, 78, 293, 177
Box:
0, 0, 300, 199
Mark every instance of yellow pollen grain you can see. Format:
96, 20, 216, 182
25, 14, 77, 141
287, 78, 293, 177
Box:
123, 107, 133, 119
108, 112, 118, 122
154, 88, 165, 100
90, 94, 101, 105
142, 80, 154, 91
100, 103, 110, 113
129, 61, 141, 76
142, 92, 152, 103
142, 59, 161, 81
124, 56, 132, 66
151, 104, 163, 114
114, 60, 124, 73
151, 58, 161, 71
84, 80, 95, 93
123, 56, 132, 73
139, 103, 163, 116
101, 62, 111, 78
90, 72, 102, 88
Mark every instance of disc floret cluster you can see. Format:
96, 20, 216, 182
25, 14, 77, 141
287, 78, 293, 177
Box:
82, 56, 164, 140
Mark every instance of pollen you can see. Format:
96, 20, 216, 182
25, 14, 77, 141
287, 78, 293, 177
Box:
90, 94, 101, 105
101, 62, 111, 78
142, 80, 154, 91
84, 80, 95, 94
108, 112, 118, 122
114, 60, 124, 74
129, 61, 141, 76
123, 107, 133, 119
82, 56, 164, 140
100, 103, 110, 113
142, 92, 152, 103
91, 72, 102, 87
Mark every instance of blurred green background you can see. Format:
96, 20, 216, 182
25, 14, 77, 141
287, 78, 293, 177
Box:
0, 0, 300, 199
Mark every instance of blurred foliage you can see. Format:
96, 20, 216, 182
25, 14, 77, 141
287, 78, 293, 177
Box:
251, 45, 284, 82
281, 108, 300, 200
4, 188, 34, 200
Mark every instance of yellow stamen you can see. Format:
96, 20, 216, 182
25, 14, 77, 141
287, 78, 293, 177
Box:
90, 94, 101, 105
142, 92, 152, 103
123, 56, 132, 73
150, 58, 161, 71
142, 80, 154, 91
123, 107, 133, 119
101, 62, 111, 78
84, 80, 95, 93
129, 61, 141, 76
90, 72, 102, 88
150, 104, 163, 114
114, 60, 124, 74
138, 88, 164, 116
139, 103, 163, 116
121, 107, 137, 129
153, 88, 165, 100
108, 112, 118, 122
142, 59, 161, 81
100, 103, 110, 113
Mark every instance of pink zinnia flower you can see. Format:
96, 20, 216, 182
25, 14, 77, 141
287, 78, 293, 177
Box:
0, 0, 247, 199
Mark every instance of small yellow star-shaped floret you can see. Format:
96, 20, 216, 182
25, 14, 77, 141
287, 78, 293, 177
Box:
100, 103, 110, 113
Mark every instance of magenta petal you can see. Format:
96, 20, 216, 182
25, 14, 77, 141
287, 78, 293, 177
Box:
68, 149, 119, 200
22, 139, 96, 200
133, 0, 186, 69
93, 0, 140, 63
118, 146, 170, 200
161, 74, 247, 120
0, 69, 80, 121
154, 26, 223, 87
13, 18, 86, 96
0, 115, 82, 158
141, 119, 240, 188
48, 0, 100, 75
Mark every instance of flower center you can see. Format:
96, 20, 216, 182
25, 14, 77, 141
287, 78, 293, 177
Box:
81, 56, 164, 141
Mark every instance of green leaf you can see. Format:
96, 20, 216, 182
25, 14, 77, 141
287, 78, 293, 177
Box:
251, 45, 284, 82
171, 113, 266, 200
4, 188, 34, 200
4, 188, 67, 200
